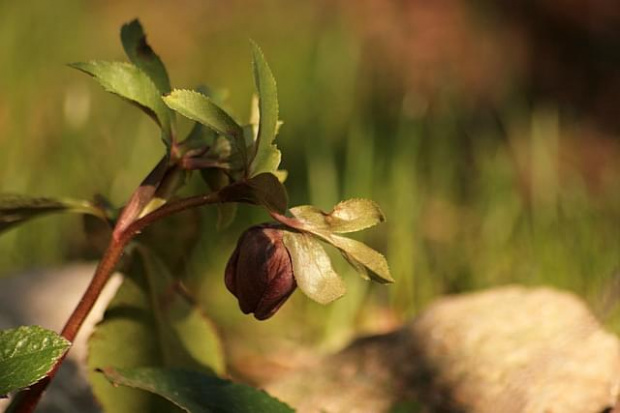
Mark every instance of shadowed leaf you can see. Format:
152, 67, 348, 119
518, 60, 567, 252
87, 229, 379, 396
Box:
218, 173, 288, 214
0, 194, 103, 235
139, 249, 225, 374
88, 248, 224, 413
121, 19, 171, 94
100, 367, 294, 413
201, 168, 237, 230
181, 121, 217, 155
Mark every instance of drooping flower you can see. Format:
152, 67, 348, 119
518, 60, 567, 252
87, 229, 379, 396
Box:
225, 224, 296, 320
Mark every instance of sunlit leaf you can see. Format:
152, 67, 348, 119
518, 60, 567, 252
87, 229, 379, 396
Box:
100, 367, 294, 413
176, 85, 221, 153
290, 199, 385, 234
328, 199, 385, 232
70, 61, 172, 140
283, 231, 346, 304
328, 235, 394, 284
0, 194, 104, 235
252, 146, 281, 177
163, 90, 246, 165
0, 326, 70, 396
288, 206, 327, 234
218, 173, 288, 214
249, 41, 281, 177
121, 19, 171, 94
273, 169, 288, 183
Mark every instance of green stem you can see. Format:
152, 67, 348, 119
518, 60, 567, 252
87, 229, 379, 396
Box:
10, 192, 221, 413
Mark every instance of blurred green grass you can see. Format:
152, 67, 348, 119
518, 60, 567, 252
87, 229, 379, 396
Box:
0, 1, 619, 347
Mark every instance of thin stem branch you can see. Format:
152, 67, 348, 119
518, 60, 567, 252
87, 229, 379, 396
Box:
269, 210, 304, 231
10, 192, 221, 413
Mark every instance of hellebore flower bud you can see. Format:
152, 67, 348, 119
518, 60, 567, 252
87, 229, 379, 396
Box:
225, 224, 296, 320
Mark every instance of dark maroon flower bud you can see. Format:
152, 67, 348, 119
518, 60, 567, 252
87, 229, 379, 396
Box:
225, 224, 296, 320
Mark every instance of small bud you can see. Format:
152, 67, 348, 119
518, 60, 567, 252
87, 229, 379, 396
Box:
225, 224, 296, 320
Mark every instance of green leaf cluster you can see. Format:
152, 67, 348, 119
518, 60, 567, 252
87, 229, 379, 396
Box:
69, 20, 288, 229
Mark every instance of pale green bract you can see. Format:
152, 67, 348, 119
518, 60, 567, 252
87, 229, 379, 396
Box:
283, 231, 346, 304
290, 198, 385, 234
288, 199, 393, 284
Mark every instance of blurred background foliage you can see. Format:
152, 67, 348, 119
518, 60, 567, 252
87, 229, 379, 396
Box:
1, 0, 619, 371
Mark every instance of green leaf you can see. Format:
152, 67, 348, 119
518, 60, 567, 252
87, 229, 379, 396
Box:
88, 269, 169, 413
163, 90, 245, 164
0, 326, 70, 396
290, 199, 385, 234
249, 41, 281, 176
138, 249, 225, 374
251, 145, 281, 177
0, 194, 104, 235
121, 19, 171, 94
218, 173, 288, 214
283, 231, 346, 304
328, 235, 394, 284
70, 61, 172, 140
176, 86, 222, 154
88, 249, 224, 413
100, 367, 294, 413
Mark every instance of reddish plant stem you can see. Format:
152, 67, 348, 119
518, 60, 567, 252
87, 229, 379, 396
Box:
11, 192, 220, 413
269, 210, 304, 231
